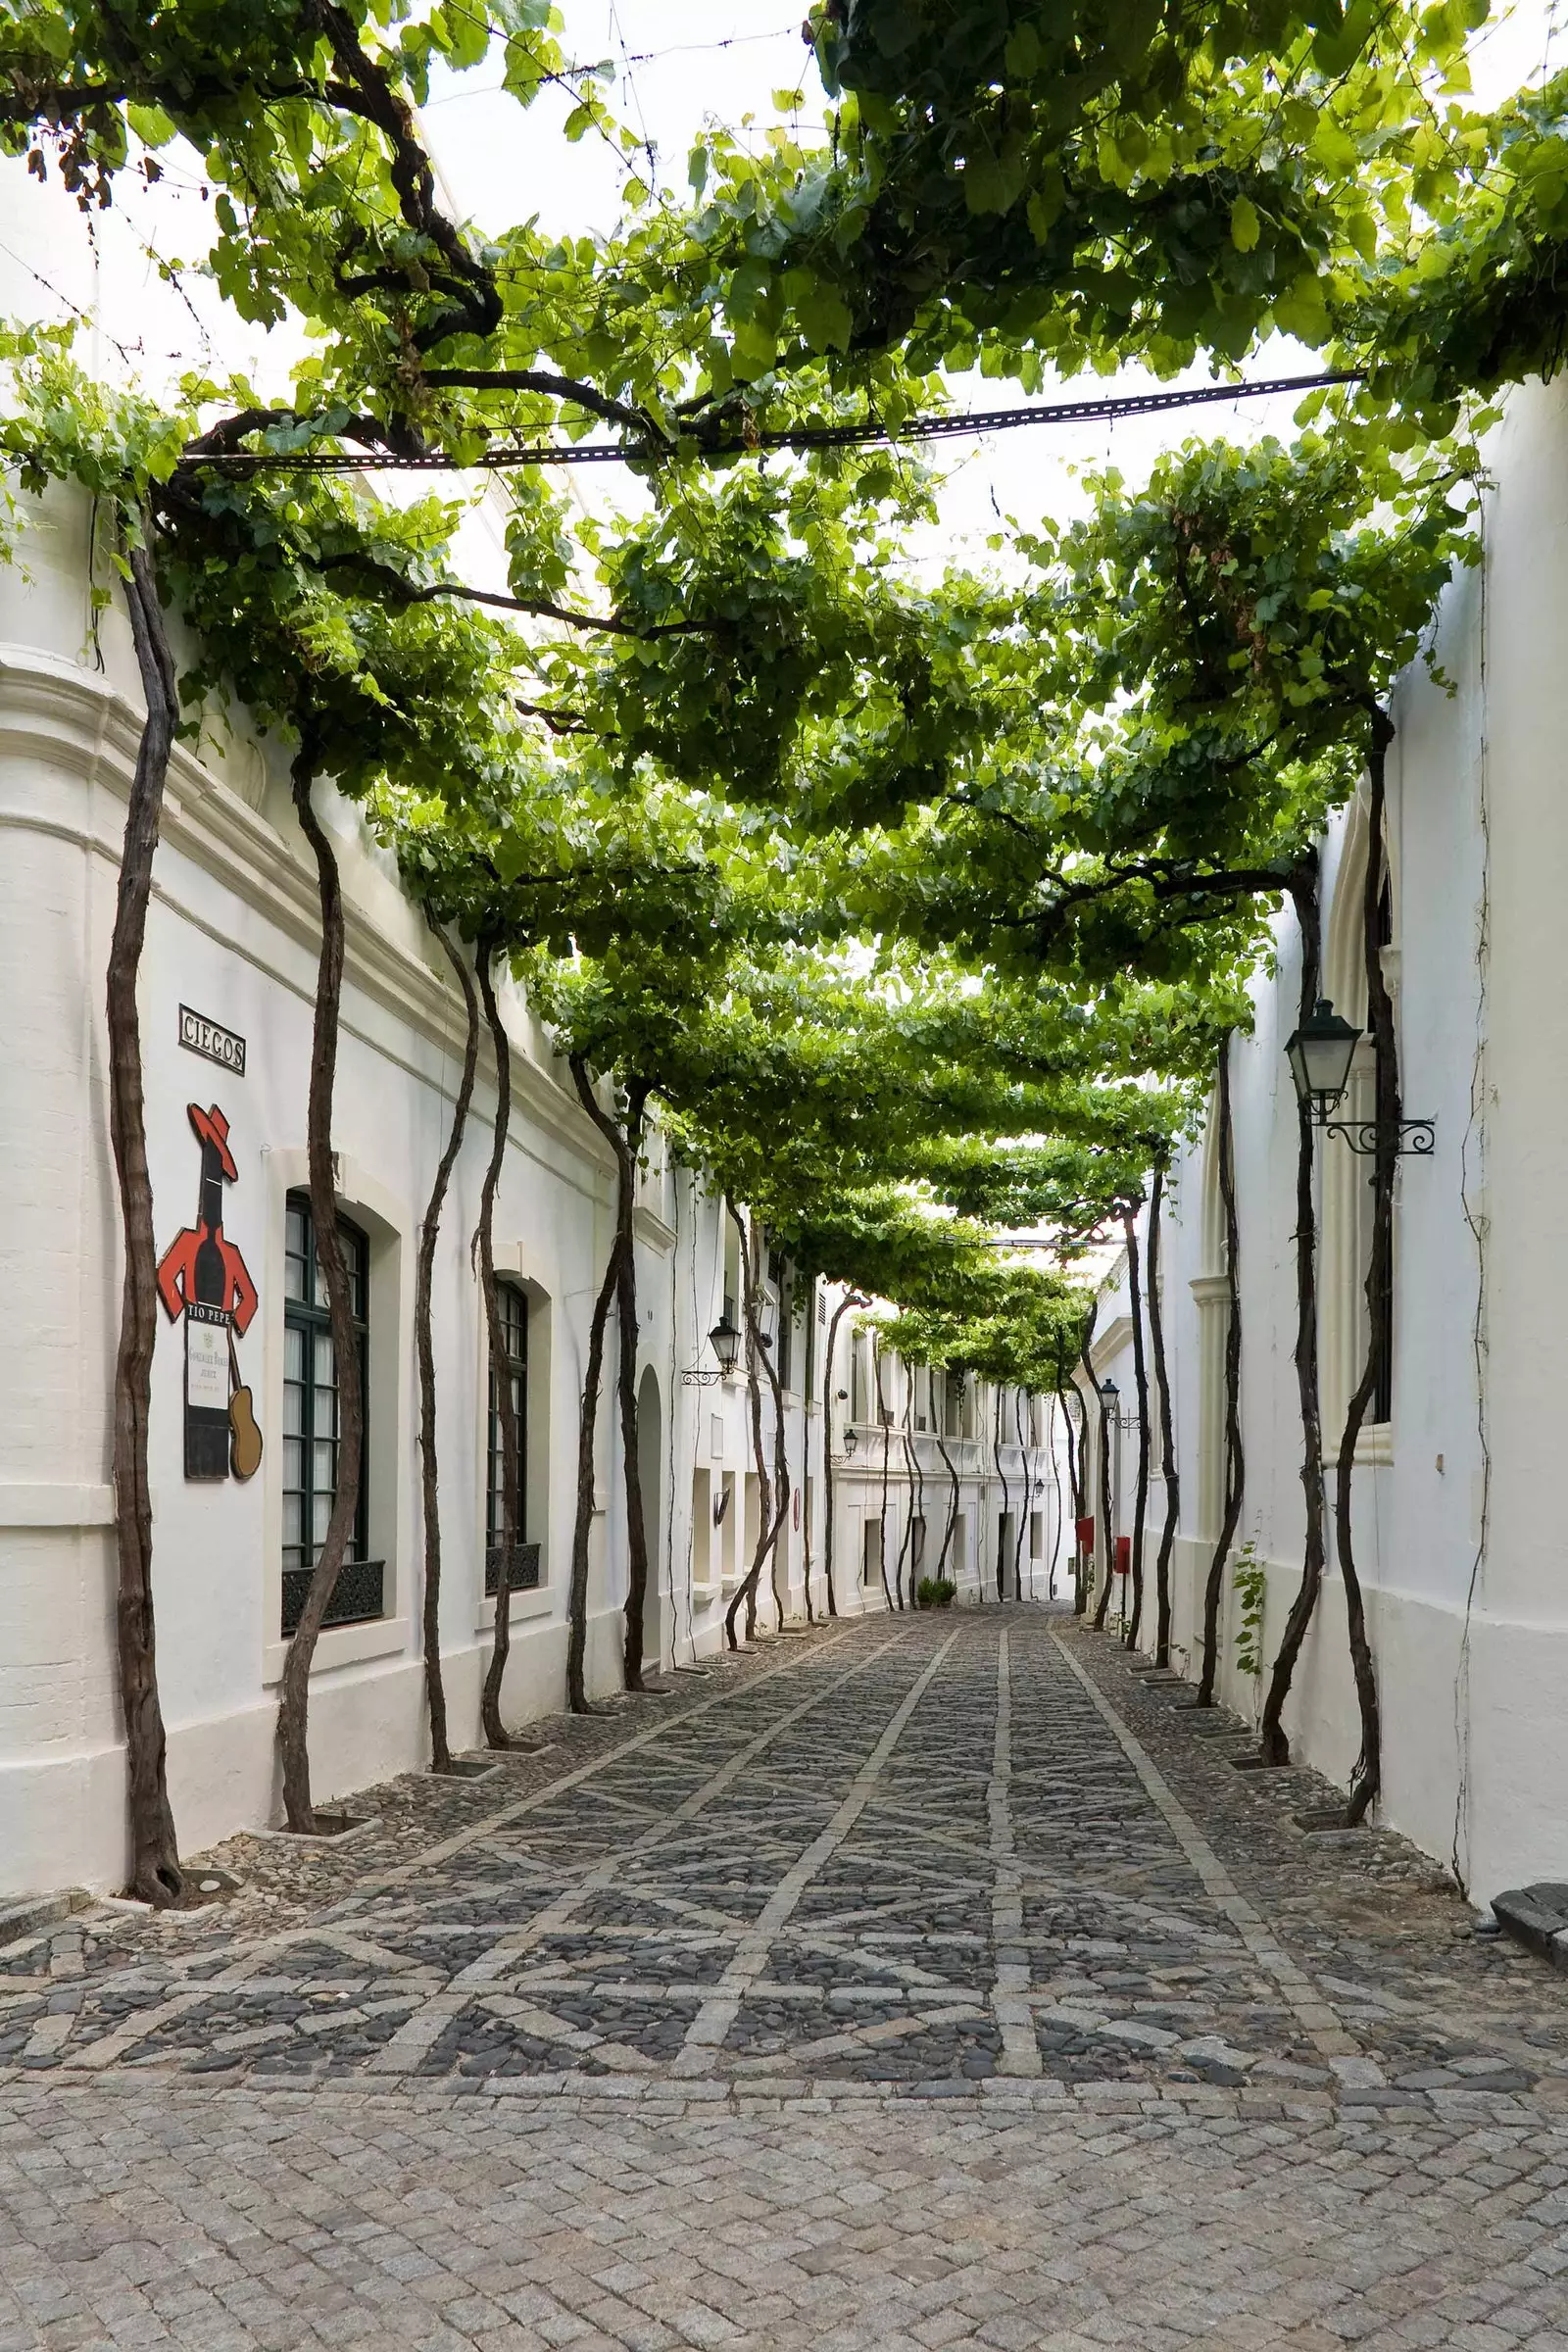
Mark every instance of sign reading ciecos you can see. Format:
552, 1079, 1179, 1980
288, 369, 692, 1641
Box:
178, 1005, 247, 1076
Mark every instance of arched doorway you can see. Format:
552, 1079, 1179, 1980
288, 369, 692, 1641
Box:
636, 1364, 663, 1671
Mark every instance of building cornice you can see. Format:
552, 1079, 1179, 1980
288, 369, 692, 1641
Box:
0, 647, 612, 1187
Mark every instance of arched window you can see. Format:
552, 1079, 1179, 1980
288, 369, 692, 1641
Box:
1321, 792, 1396, 1453
485, 1279, 536, 1593
281, 1190, 377, 1633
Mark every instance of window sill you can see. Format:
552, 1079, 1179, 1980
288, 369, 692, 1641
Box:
474, 1584, 556, 1636
263, 1612, 410, 1688
1354, 1422, 1394, 1467
632, 1202, 677, 1251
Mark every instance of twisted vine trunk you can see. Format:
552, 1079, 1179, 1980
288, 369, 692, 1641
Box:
564, 1057, 637, 1711
1121, 1201, 1152, 1651
820, 1293, 858, 1618
475, 942, 520, 1746
1198, 1035, 1246, 1703
1075, 1300, 1099, 1617
767, 1288, 791, 1631
802, 1278, 817, 1625
1054, 1362, 1081, 1609
416, 924, 479, 1772
1048, 1394, 1065, 1598
1337, 718, 1396, 1825
895, 1395, 917, 1607
995, 1388, 1009, 1600
279, 748, 364, 1834
934, 1416, 960, 1579
1092, 1365, 1115, 1635
725, 1202, 782, 1646
802, 1359, 817, 1628
570, 1069, 651, 1689
1260, 858, 1327, 1765
1146, 1157, 1179, 1670
614, 1115, 652, 1680
1014, 1392, 1032, 1599
111, 536, 182, 1904
565, 1247, 619, 1713
873, 1343, 895, 1611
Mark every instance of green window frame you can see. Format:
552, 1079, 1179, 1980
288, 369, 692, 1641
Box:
281, 1191, 378, 1633
485, 1280, 539, 1594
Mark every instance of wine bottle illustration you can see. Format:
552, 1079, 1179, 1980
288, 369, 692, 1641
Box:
156, 1103, 260, 1481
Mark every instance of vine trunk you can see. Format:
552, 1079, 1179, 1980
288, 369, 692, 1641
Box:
111, 536, 183, 1903
476, 942, 521, 1746
1198, 1035, 1246, 1705
1260, 858, 1327, 1765
278, 748, 365, 1834
416, 923, 479, 1771
1145, 1157, 1179, 1669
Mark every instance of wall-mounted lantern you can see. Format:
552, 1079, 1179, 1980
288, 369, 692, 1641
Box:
681, 1311, 744, 1388
1283, 997, 1434, 1157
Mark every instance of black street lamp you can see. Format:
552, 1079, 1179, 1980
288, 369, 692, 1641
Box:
710, 1312, 742, 1373
680, 1311, 743, 1388
1283, 997, 1435, 1158
1284, 998, 1360, 1118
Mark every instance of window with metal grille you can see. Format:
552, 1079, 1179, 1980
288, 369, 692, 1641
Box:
485, 1280, 539, 1594
281, 1192, 378, 1634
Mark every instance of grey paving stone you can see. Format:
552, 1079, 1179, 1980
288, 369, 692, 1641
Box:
3, 1616, 1568, 2350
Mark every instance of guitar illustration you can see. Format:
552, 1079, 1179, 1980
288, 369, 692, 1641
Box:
156, 1102, 262, 1482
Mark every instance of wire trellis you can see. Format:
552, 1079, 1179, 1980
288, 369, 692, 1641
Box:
177, 369, 1363, 475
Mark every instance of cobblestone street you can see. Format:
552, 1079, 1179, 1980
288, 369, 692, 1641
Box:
4, 1610, 1567, 2349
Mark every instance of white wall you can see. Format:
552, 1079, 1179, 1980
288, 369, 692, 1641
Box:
1130, 378, 1568, 1903
816, 1305, 1061, 1616
0, 478, 817, 1894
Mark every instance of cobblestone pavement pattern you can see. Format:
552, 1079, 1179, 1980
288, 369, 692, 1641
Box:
4, 1610, 1568, 2348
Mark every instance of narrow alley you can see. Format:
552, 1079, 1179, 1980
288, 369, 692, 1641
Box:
3, 1612, 1566, 2349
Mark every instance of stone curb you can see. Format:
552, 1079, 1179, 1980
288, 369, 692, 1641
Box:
4, 2065, 1564, 2131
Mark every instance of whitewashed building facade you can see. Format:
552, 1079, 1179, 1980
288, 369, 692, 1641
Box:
1086, 375, 1568, 1909
0, 479, 1054, 1899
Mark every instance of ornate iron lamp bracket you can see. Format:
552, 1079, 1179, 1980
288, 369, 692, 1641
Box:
1316, 1113, 1436, 1157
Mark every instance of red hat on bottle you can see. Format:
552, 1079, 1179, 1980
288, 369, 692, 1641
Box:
187, 1102, 238, 1182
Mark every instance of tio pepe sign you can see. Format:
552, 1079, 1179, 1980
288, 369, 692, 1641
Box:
178, 1004, 246, 1076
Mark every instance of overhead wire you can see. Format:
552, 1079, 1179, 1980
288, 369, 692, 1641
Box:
177, 368, 1364, 475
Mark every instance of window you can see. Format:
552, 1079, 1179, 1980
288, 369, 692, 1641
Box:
776, 1264, 793, 1394
851, 1334, 868, 1425
281, 1191, 379, 1634
485, 1279, 539, 1595
722, 1213, 741, 1331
